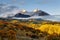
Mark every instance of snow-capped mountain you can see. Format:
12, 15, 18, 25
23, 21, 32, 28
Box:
13, 9, 50, 17
0, 3, 50, 18
0, 4, 60, 22
32, 9, 49, 16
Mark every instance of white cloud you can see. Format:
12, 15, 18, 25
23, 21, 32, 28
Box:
0, 3, 19, 18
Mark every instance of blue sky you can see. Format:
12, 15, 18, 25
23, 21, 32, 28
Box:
0, 0, 60, 15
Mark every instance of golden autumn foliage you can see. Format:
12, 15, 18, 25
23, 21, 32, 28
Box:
24, 21, 60, 35
38, 24, 60, 35
9, 20, 60, 35
0, 20, 60, 40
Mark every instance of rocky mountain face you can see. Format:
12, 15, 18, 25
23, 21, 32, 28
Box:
32, 9, 50, 16
14, 13, 30, 18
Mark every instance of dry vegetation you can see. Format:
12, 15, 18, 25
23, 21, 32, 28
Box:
0, 19, 60, 40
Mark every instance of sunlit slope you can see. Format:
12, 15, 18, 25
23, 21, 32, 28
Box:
27, 23, 60, 35
39, 24, 60, 35
11, 20, 60, 35
0, 20, 60, 35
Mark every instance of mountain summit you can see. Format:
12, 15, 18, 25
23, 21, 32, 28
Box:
14, 9, 50, 18
32, 9, 50, 16
20, 9, 27, 13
